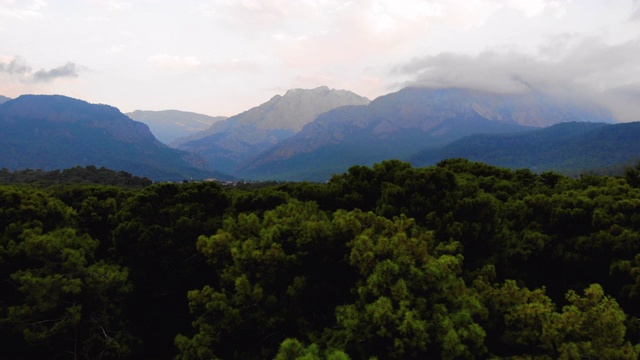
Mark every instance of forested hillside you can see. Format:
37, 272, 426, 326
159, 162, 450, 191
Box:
411, 121, 640, 175
2, 159, 640, 359
0, 166, 152, 188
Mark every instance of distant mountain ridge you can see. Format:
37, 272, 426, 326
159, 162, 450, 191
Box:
0, 95, 10, 104
126, 109, 226, 145
1, 88, 625, 183
176, 86, 370, 174
1, 95, 155, 143
411, 121, 640, 175
0, 95, 232, 181
236, 87, 614, 181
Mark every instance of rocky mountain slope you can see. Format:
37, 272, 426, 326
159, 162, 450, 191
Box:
237, 87, 613, 181
175, 86, 370, 174
126, 109, 226, 145
0, 95, 231, 181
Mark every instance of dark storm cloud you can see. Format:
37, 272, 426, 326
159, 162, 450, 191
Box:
0, 57, 32, 74
33, 62, 79, 82
394, 37, 640, 121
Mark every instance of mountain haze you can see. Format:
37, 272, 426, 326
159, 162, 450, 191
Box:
237, 87, 614, 181
0, 95, 11, 104
0, 95, 231, 181
176, 86, 370, 174
126, 109, 226, 145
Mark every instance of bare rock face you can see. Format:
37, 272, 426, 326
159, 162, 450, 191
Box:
176, 86, 371, 174
249, 86, 371, 131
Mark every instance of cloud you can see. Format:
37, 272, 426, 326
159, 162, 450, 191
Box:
212, 59, 261, 73
86, 16, 109, 24
631, 4, 640, 21
198, 0, 290, 24
602, 82, 640, 121
393, 36, 640, 120
105, 44, 125, 54
147, 54, 201, 70
0, 56, 32, 74
99, 0, 132, 12
32, 62, 79, 82
0, 0, 47, 19
396, 37, 640, 92
1, 57, 80, 82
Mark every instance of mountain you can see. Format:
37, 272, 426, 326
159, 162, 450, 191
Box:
0, 95, 232, 181
126, 109, 226, 145
0, 95, 10, 104
175, 86, 371, 174
411, 121, 640, 175
237, 87, 614, 181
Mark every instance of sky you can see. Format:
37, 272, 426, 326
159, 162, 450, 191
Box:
1, 0, 639, 120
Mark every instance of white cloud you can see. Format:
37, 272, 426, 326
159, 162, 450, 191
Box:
86, 16, 109, 24
0, 0, 47, 19
212, 59, 261, 73
1, 0, 639, 118
102, 0, 131, 11
147, 54, 202, 70
395, 35, 640, 120
105, 45, 125, 54
505, 0, 565, 17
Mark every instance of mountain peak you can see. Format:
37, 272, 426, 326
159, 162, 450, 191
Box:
176, 87, 371, 175
236, 86, 615, 181
2, 94, 122, 123
254, 86, 370, 132
203, 86, 370, 134
0, 95, 11, 104
284, 86, 330, 96
0, 94, 231, 181
1, 94, 157, 143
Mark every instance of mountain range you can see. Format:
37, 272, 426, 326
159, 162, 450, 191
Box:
1, 86, 634, 182
234, 88, 614, 181
126, 110, 226, 145
174, 86, 370, 174
0, 95, 230, 181
0, 95, 10, 104
411, 121, 640, 175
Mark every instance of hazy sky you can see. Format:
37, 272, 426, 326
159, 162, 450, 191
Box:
1, 0, 639, 120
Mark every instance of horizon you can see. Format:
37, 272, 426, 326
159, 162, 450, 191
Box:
1, 1, 639, 120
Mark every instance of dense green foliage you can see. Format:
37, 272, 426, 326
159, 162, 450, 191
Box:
0, 166, 152, 188
2, 159, 640, 359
